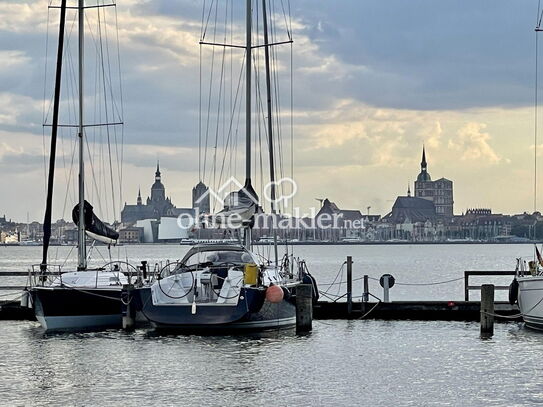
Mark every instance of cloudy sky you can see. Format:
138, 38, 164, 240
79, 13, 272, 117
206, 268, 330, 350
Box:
0, 0, 541, 222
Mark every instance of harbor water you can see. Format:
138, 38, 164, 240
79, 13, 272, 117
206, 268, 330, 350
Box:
1, 244, 542, 406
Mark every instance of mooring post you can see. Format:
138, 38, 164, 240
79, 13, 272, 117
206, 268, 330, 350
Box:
296, 284, 313, 333
383, 275, 390, 303
480, 284, 495, 337
122, 284, 135, 330
347, 256, 353, 315
464, 271, 470, 301
363, 275, 369, 302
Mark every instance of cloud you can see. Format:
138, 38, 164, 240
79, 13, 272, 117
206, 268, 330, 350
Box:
448, 122, 501, 163
0, 0, 539, 220
0, 92, 42, 127
0, 50, 30, 72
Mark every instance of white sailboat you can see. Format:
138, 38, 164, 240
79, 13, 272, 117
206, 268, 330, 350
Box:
511, 5, 543, 331
27, 0, 129, 331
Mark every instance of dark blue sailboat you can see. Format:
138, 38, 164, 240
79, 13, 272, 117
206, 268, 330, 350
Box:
131, 0, 317, 332
133, 244, 300, 331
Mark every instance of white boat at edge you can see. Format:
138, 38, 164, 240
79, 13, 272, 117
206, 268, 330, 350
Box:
517, 275, 543, 330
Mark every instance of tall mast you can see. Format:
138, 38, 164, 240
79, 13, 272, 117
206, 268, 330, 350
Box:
245, 0, 252, 184
242, 0, 253, 249
262, 0, 279, 266
41, 0, 68, 270
77, 0, 87, 270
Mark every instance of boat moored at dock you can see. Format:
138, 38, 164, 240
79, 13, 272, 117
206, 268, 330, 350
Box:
131, 244, 304, 331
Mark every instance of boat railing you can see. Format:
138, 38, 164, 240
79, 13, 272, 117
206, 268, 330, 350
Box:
29, 264, 63, 287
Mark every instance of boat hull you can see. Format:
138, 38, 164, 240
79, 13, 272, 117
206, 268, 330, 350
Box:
31, 287, 123, 331
132, 286, 296, 332
517, 276, 543, 330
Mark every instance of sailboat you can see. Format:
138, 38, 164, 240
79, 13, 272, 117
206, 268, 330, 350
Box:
131, 0, 317, 331
510, 6, 543, 331
27, 0, 129, 331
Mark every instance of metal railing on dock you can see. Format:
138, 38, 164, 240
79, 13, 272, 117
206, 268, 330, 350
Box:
464, 271, 515, 301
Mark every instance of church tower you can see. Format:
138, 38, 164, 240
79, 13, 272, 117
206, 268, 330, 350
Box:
151, 161, 166, 202
192, 181, 210, 213
417, 146, 431, 183
413, 146, 454, 217
415, 147, 434, 202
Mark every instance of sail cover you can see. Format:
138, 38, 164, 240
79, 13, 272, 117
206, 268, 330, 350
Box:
72, 200, 119, 244
212, 182, 258, 227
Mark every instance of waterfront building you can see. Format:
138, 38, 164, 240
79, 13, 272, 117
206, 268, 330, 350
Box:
381, 195, 439, 241
118, 226, 144, 243
314, 199, 365, 241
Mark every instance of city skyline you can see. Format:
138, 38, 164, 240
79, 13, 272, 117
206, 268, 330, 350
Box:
0, 0, 541, 222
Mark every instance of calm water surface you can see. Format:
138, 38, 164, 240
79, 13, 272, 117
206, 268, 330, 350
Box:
0, 243, 536, 300
1, 244, 542, 406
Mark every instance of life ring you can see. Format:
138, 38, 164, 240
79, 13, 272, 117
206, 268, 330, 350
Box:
508, 278, 519, 305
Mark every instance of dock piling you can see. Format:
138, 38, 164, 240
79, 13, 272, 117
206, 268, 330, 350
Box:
382, 275, 391, 303
480, 284, 495, 337
363, 275, 369, 303
296, 284, 313, 333
347, 256, 353, 315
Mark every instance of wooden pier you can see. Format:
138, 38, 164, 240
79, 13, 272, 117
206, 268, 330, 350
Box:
314, 300, 520, 321
0, 267, 522, 324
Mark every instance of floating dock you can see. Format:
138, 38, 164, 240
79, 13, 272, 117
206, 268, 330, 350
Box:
0, 298, 520, 322
314, 301, 520, 321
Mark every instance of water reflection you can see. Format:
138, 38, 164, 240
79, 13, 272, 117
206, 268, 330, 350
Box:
3, 319, 543, 405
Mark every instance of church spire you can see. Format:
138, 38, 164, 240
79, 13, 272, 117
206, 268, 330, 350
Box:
416, 145, 431, 182
155, 160, 161, 181
137, 187, 142, 205
407, 184, 411, 197
421, 145, 427, 170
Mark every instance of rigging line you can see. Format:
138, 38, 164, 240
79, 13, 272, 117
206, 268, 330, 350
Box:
64, 21, 80, 208
212, 10, 229, 196
100, 1, 124, 212
279, 0, 291, 40
536, 29, 539, 213
221, 0, 229, 187
101, 6, 122, 121
199, 44, 202, 181
202, 0, 216, 41
85, 135, 106, 218
254, 0, 265, 203
42, 6, 53, 193
200, 0, 206, 40
216, 52, 247, 192
254, 48, 271, 205
538, 0, 543, 28
86, 11, 108, 217
60, 135, 78, 220
229, 0, 234, 179
97, 4, 118, 221
113, 5, 125, 216
290, 32, 293, 212
270, 7, 286, 202
202, 0, 219, 185
91, 24, 99, 206
287, 0, 292, 38
46, 5, 77, 127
